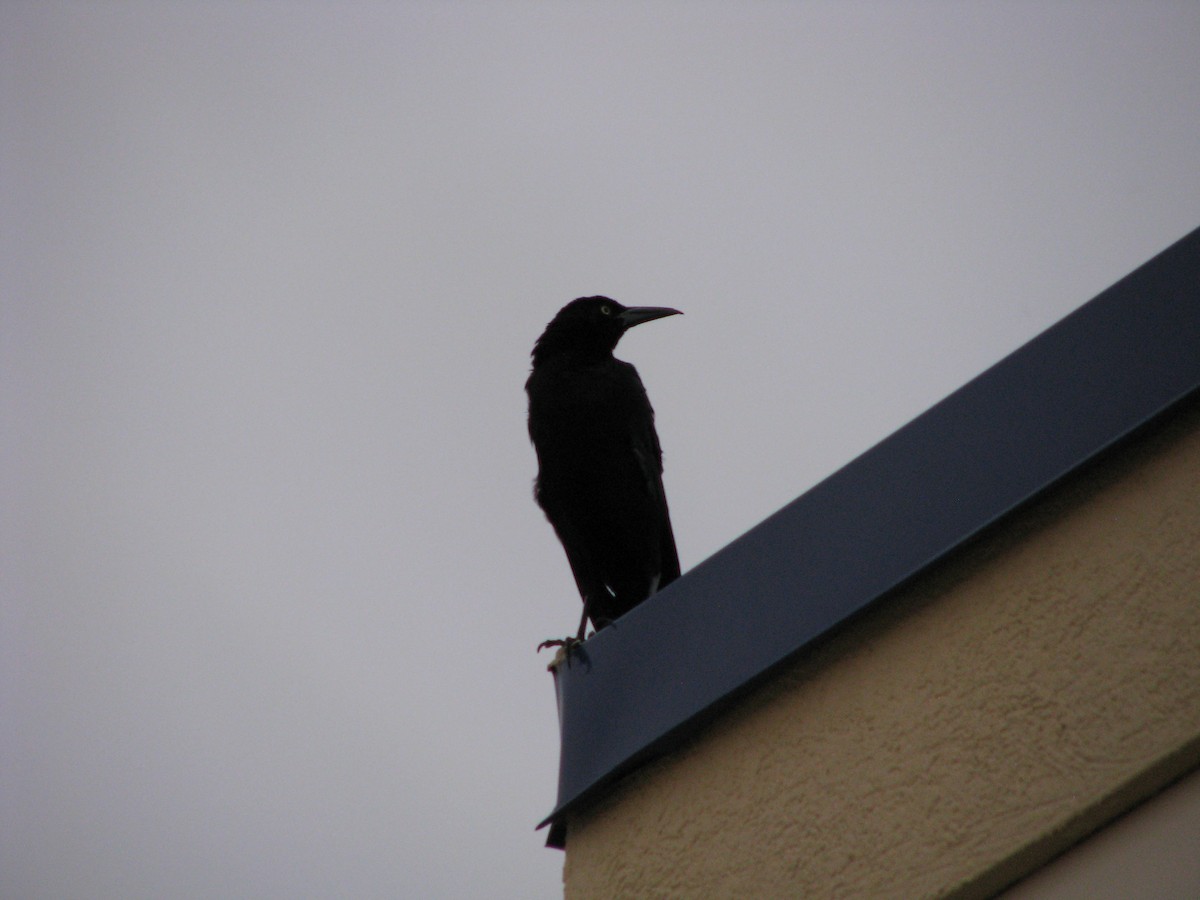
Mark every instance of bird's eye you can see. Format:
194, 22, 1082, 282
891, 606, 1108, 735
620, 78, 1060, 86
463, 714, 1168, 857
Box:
600, 304, 612, 316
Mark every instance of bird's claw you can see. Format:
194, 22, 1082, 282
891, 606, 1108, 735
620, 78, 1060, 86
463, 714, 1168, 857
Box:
537, 637, 575, 652
537, 635, 589, 670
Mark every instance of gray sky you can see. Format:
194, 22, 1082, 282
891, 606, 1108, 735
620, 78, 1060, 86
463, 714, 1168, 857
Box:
3, 3, 1198, 898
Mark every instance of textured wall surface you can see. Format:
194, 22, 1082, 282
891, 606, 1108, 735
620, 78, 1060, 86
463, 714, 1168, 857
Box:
562, 399, 1200, 899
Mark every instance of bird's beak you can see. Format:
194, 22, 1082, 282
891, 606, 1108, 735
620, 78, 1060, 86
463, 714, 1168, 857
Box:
618, 306, 683, 329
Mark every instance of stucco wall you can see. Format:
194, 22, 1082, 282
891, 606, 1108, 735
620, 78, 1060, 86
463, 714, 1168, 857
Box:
562, 398, 1200, 899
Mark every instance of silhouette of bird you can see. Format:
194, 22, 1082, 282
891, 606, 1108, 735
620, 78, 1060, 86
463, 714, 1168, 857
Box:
527, 296, 682, 649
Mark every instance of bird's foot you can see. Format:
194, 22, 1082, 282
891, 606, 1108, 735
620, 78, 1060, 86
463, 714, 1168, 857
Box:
537, 635, 589, 670
536, 636, 577, 653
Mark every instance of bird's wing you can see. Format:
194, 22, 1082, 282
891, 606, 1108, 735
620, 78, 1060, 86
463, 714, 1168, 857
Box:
627, 369, 681, 587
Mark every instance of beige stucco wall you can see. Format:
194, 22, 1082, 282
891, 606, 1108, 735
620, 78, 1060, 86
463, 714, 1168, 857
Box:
562, 397, 1200, 899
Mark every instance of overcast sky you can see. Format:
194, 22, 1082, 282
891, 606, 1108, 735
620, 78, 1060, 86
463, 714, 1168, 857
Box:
3, 3, 1198, 898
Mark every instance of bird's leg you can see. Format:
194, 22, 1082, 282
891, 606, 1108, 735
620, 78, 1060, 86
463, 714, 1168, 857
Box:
574, 597, 591, 642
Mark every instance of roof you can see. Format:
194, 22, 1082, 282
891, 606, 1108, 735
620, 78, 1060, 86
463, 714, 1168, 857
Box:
540, 224, 1200, 848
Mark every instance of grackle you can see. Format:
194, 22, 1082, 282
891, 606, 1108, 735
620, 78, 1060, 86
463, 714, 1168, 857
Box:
526, 296, 682, 650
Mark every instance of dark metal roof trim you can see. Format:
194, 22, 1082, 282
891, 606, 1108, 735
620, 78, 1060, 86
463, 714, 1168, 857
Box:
540, 225, 1200, 847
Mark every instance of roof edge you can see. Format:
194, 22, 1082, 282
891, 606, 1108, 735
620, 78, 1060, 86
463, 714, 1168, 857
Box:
541, 225, 1200, 846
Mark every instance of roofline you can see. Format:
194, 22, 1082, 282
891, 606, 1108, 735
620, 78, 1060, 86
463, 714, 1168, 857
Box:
540, 225, 1200, 847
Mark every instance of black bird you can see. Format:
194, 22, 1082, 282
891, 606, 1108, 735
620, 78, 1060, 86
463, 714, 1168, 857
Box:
527, 296, 682, 649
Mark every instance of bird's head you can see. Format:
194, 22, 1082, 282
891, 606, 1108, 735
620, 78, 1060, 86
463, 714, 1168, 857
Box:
531, 296, 682, 364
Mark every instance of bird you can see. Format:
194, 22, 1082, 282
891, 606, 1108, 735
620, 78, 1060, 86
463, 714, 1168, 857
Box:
526, 296, 682, 650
